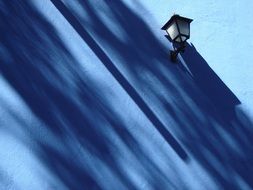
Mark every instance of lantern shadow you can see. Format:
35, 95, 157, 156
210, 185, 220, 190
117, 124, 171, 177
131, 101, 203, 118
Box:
176, 43, 253, 188
181, 42, 241, 120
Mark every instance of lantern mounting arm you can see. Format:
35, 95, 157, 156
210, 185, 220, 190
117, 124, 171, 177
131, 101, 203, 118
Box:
171, 43, 186, 62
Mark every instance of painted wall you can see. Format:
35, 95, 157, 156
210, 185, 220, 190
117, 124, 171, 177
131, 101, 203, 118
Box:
0, 0, 252, 189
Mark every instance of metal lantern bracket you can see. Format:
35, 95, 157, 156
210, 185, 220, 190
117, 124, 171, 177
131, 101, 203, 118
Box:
170, 43, 186, 62
165, 35, 186, 62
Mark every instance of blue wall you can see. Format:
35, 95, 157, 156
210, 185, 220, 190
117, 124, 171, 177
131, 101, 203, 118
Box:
0, 0, 252, 189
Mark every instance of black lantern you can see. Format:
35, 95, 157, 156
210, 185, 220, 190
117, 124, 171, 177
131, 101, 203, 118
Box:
162, 14, 193, 62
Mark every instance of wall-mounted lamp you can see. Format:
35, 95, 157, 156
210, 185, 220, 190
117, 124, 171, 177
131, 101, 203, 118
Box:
162, 14, 193, 62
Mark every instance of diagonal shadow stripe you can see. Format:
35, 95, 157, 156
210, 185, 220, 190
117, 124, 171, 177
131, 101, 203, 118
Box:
50, 0, 188, 160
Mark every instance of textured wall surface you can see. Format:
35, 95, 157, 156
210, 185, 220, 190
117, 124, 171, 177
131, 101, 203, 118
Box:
0, 0, 253, 189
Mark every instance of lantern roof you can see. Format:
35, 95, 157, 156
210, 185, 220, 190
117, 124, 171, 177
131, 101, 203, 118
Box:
161, 14, 193, 30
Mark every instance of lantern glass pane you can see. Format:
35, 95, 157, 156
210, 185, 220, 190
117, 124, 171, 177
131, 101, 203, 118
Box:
175, 36, 182, 43
166, 22, 179, 40
181, 36, 187, 42
177, 19, 190, 36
